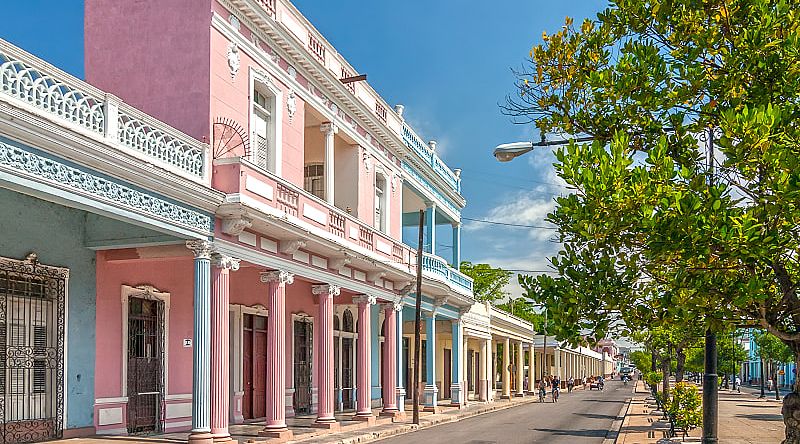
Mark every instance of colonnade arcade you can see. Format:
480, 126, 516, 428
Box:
184, 240, 408, 444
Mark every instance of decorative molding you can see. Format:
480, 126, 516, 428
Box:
278, 239, 306, 255
352, 294, 376, 306
260, 270, 294, 285
328, 255, 351, 271
311, 284, 341, 297
221, 215, 252, 236
381, 302, 402, 312
434, 296, 449, 308
229, 14, 241, 31
227, 42, 241, 80
212, 254, 240, 271
286, 89, 297, 122
0, 141, 212, 233
186, 240, 213, 259
319, 122, 338, 136
366, 270, 385, 285
361, 146, 372, 172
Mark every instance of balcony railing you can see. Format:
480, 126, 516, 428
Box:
402, 124, 460, 192
421, 252, 474, 294
217, 158, 419, 270
0, 38, 209, 182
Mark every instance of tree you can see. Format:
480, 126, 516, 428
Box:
509, 1, 800, 440
630, 350, 651, 373
685, 333, 747, 385
754, 331, 795, 400
459, 262, 512, 303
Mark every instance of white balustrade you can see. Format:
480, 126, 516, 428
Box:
0, 39, 208, 182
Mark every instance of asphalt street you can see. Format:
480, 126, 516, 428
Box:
378, 379, 632, 444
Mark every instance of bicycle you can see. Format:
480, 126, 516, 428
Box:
538, 387, 546, 403
552, 388, 560, 403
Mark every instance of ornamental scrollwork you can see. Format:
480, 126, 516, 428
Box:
0, 51, 105, 134
0, 141, 213, 233
117, 110, 206, 178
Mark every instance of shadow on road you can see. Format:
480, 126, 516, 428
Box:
532, 428, 608, 438
735, 413, 783, 421
572, 412, 617, 420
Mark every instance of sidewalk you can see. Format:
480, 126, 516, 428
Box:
614, 381, 785, 443
50, 394, 540, 444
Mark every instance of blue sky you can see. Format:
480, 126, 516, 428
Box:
1, 0, 607, 298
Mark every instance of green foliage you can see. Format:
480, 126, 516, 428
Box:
644, 371, 663, 388
511, 0, 800, 385
684, 333, 748, 375
459, 262, 512, 303
667, 383, 703, 437
630, 350, 651, 372
754, 330, 795, 364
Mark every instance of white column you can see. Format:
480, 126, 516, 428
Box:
187, 240, 213, 444
515, 340, 524, 396
320, 122, 338, 205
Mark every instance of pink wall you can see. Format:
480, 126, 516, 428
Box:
95, 250, 195, 399
209, 27, 306, 188
85, 1, 212, 141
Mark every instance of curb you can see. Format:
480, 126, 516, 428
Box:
602, 383, 636, 444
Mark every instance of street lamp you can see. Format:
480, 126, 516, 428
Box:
493, 135, 596, 162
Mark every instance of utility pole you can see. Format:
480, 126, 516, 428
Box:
760, 356, 766, 398
412, 210, 424, 424
542, 308, 548, 380
703, 126, 719, 444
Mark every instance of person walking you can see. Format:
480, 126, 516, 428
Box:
567, 377, 574, 393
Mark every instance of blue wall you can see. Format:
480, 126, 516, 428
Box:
0, 187, 96, 429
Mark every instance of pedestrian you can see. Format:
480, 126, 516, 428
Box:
736, 376, 741, 393
567, 377, 574, 393
524, 375, 529, 392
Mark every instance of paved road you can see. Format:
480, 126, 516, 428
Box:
379, 380, 632, 444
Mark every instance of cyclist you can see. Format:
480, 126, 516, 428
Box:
552, 376, 561, 402
538, 378, 547, 402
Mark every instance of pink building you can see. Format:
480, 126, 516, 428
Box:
84, 0, 476, 441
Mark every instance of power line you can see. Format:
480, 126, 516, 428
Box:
461, 217, 558, 229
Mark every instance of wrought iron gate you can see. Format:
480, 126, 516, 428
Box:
126, 297, 164, 434
0, 253, 66, 444
293, 318, 313, 415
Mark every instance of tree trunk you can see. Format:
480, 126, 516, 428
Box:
780, 351, 800, 444
661, 357, 670, 402
675, 348, 686, 383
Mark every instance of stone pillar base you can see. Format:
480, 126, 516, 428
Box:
188, 432, 214, 444
514, 392, 525, 397
422, 405, 440, 413
352, 413, 376, 424
500, 394, 511, 399
211, 434, 235, 444
258, 428, 294, 441
312, 420, 340, 430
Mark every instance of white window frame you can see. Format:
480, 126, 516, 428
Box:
249, 67, 283, 176
374, 168, 390, 234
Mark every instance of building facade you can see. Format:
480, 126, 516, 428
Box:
0, 1, 610, 442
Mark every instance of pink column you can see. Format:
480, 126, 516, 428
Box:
210, 255, 239, 442
353, 295, 376, 422
380, 302, 401, 417
312, 284, 340, 429
258, 271, 294, 440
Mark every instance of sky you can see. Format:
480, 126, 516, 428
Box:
1, 0, 608, 299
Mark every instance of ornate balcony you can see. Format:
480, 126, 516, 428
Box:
0, 38, 209, 183
421, 252, 473, 294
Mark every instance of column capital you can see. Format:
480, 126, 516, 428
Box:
352, 294, 377, 306
212, 254, 240, 271
381, 302, 403, 312
423, 309, 437, 319
452, 221, 462, 228
311, 284, 341, 297
260, 270, 294, 285
186, 239, 213, 259
320, 122, 338, 135
434, 296, 449, 308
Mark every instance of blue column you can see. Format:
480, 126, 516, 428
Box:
187, 240, 212, 435
423, 310, 438, 410
424, 203, 436, 255
450, 319, 463, 405
451, 222, 461, 267
396, 303, 405, 412
371, 303, 381, 402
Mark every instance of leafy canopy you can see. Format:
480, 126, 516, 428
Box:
460, 261, 512, 303
512, 0, 800, 363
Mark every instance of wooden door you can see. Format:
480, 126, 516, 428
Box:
467, 350, 474, 392
243, 314, 267, 419
127, 297, 163, 434
342, 337, 354, 409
